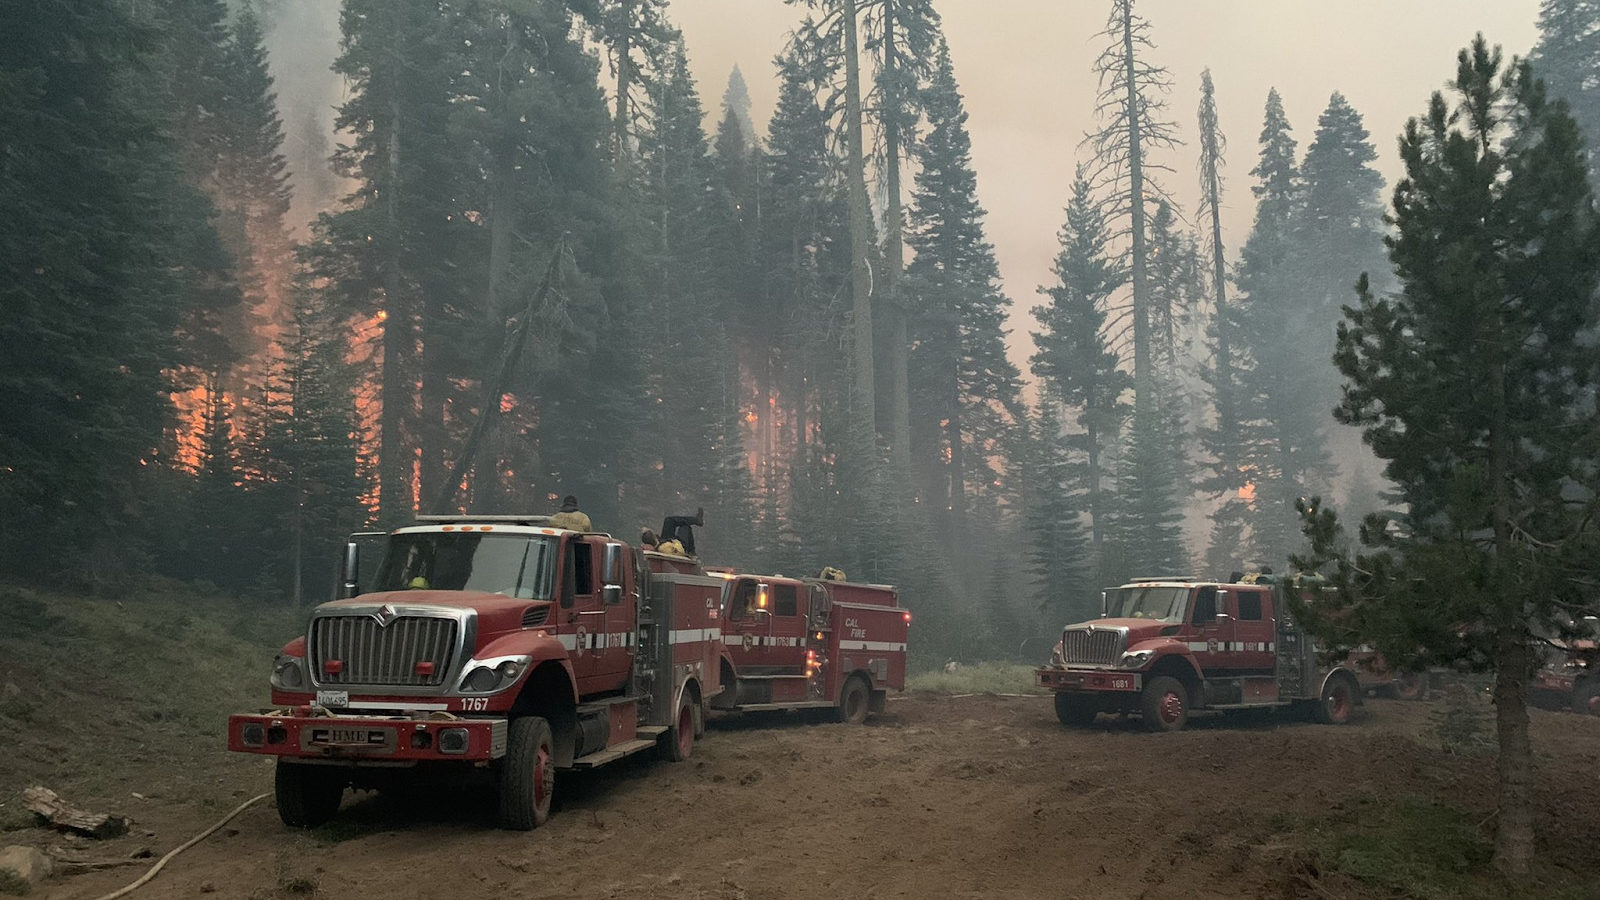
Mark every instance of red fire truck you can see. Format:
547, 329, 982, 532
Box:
227, 515, 723, 830
1529, 616, 1600, 715
1035, 574, 1363, 731
708, 573, 908, 723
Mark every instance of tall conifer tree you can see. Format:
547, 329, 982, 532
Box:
1298, 41, 1600, 874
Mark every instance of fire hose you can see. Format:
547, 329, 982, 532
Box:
90, 792, 270, 900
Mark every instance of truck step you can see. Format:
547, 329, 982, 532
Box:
568, 738, 658, 770
636, 725, 668, 739
732, 701, 836, 711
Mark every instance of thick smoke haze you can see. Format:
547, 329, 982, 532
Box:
672, 0, 1542, 364
259, 0, 1541, 351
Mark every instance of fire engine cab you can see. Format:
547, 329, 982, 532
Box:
1035, 574, 1362, 731
227, 515, 723, 830
709, 572, 908, 723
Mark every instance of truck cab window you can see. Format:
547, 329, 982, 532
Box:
773, 584, 798, 617
1237, 590, 1263, 621
573, 542, 594, 595
561, 540, 595, 607
1192, 586, 1218, 623
734, 579, 758, 617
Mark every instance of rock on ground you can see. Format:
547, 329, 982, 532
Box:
0, 844, 52, 887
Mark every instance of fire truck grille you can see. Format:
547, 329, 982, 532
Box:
1061, 628, 1124, 666
312, 615, 458, 687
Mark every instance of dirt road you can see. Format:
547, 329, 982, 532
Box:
18, 693, 1600, 900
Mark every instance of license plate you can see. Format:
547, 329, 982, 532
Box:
316, 690, 348, 708
1110, 677, 1133, 690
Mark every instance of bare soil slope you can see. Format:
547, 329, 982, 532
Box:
12, 693, 1600, 900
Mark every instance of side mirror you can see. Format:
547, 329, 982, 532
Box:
341, 541, 360, 599
602, 543, 623, 585
1099, 591, 1108, 618
602, 584, 623, 605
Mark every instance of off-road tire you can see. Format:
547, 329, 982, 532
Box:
661, 694, 696, 761
836, 675, 871, 725
1573, 680, 1600, 716
274, 760, 344, 829
1054, 693, 1098, 727
1314, 676, 1357, 725
498, 716, 555, 830
1140, 676, 1189, 732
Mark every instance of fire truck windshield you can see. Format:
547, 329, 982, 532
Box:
372, 533, 557, 599
1105, 586, 1189, 622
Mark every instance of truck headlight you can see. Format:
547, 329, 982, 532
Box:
1049, 641, 1065, 667
1119, 650, 1154, 669
457, 655, 532, 695
271, 654, 306, 690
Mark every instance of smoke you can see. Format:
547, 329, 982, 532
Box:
255, 0, 347, 234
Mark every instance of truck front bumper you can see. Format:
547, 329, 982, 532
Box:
1035, 667, 1142, 693
227, 711, 508, 763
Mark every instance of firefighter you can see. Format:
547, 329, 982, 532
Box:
640, 526, 687, 557
548, 494, 592, 532
658, 507, 704, 557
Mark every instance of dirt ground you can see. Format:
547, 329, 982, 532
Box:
8, 692, 1600, 900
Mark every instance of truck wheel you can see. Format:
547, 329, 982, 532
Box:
274, 761, 343, 829
1390, 671, 1429, 701
1315, 676, 1356, 725
1140, 676, 1188, 732
660, 694, 696, 761
836, 676, 870, 725
1573, 680, 1600, 716
1054, 693, 1098, 727
498, 716, 555, 830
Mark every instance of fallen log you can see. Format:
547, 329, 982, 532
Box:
22, 787, 130, 839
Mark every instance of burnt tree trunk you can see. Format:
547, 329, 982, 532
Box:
842, 0, 877, 458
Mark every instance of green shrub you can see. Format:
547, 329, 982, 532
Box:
906, 662, 1042, 695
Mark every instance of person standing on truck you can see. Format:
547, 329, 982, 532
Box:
658, 507, 704, 556
549, 494, 592, 532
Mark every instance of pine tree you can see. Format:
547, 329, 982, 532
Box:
721, 64, 758, 147
1031, 170, 1131, 582
444, 0, 615, 518
906, 40, 1024, 543
254, 279, 369, 604
216, 2, 295, 374
754, 45, 853, 575
1232, 88, 1331, 566
786, 3, 878, 470
635, 39, 741, 527
1021, 404, 1095, 623
1195, 68, 1250, 575
1297, 40, 1600, 874
864, 0, 942, 474
1533, 0, 1600, 173
1084, 0, 1187, 574
0, 0, 243, 572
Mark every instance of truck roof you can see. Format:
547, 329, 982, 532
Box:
399, 517, 614, 539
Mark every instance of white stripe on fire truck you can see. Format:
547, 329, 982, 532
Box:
552, 632, 637, 651
1183, 641, 1276, 653
718, 634, 805, 647
670, 628, 722, 644
836, 640, 907, 652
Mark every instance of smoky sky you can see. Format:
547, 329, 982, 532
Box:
673, 0, 1542, 367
